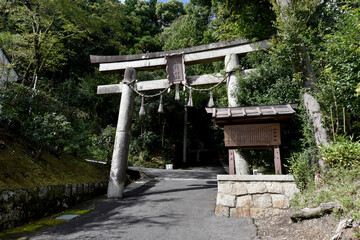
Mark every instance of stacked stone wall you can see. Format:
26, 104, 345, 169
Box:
0, 182, 108, 231
215, 175, 299, 218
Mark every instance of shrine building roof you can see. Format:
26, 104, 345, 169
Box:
206, 104, 297, 127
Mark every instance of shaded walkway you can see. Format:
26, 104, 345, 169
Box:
30, 167, 257, 240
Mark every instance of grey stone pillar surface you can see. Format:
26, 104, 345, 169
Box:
183, 101, 187, 163
225, 54, 240, 107
107, 68, 136, 198
225, 54, 250, 175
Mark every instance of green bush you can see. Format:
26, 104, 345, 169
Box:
287, 148, 317, 191
0, 83, 90, 158
27, 112, 72, 160
92, 125, 116, 164
319, 137, 360, 168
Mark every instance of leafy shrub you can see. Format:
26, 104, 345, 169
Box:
287, 148, 317, 191
319, 137, 360, 168
0, 83, 89, 158
27, 112, 72, 159
128, 150, 167, 169
97, 125, 116, 164
86, 125, 116, 164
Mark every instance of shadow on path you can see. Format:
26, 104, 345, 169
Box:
27, 167, 257, 240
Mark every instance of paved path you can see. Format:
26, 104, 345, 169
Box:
30, 167, 258, 240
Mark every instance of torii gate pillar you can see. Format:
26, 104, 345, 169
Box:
225, 54, 250, 175
107, 67, 136, 198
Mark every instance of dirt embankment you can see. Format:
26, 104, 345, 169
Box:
255, 213, 358, 240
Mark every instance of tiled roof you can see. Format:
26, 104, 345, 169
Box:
206, 104, 297, 119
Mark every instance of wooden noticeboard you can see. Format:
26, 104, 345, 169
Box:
224, 123, 281, 148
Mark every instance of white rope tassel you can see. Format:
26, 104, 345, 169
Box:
158, 95, 164, 113
139, 96, 146, 116
175, 83, 180, 101
187, 89, 193, 107
207, 91, 214, 107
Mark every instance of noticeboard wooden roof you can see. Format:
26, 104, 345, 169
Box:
206, 104, 297, 127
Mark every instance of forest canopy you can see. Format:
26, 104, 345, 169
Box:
0, 0, 359, 175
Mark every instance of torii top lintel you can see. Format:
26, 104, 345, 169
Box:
90, 38, 270, 74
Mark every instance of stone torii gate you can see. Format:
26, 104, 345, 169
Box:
91, 39, 269, 198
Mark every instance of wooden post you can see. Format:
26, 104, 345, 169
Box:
274, 146, 282, 174
107, 67, 135, 199
228, 149, 235, 175
225, 54, 250, 175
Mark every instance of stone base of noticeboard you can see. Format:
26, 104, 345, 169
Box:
215, 175, 299, 218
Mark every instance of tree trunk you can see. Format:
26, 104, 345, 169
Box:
275, 1, 329, 169
298, 45, 329, 169
35, 145, 45, 162
303, 93, 328, 168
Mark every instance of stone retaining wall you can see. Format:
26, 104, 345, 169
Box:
215, 175, 299, 218
0, 182, 108, 231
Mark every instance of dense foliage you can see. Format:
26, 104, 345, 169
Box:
0, 83, 89, 159
0, 0, 188, 164
319, 137, 360, 168
1, 0, 360, 183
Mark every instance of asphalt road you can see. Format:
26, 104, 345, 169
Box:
30, 167, 258, 240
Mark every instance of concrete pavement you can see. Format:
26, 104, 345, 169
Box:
30, 166, 258, 240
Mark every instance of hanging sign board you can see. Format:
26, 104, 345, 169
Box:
224, 123, 281, 148
165, 53, 186, 85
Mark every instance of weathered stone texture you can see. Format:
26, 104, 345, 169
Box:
64, 184, 71, 197
215, 205, 230, 217
250, 208, 264, 218
0, 191, 9, 202
233, 182, 247, 195
216, 193, 236, 207
230, 207, 250, 218
72, 184, 77, 195
265, 182, 283, 194
218, 182, 233, 194
272, 208, 286, 216
0, 182, 108, 232
216, 175, 299, 218
38, 186, 48, 199
236, 195, 252, 208
84, 183, 89, 195
272, 194, 290, 209
246, 182, 267, 194
253, 194, 272, 208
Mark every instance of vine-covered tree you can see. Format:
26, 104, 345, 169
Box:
161, 2, 212, 50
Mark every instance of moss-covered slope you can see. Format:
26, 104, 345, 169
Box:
0, 132, 109, 191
